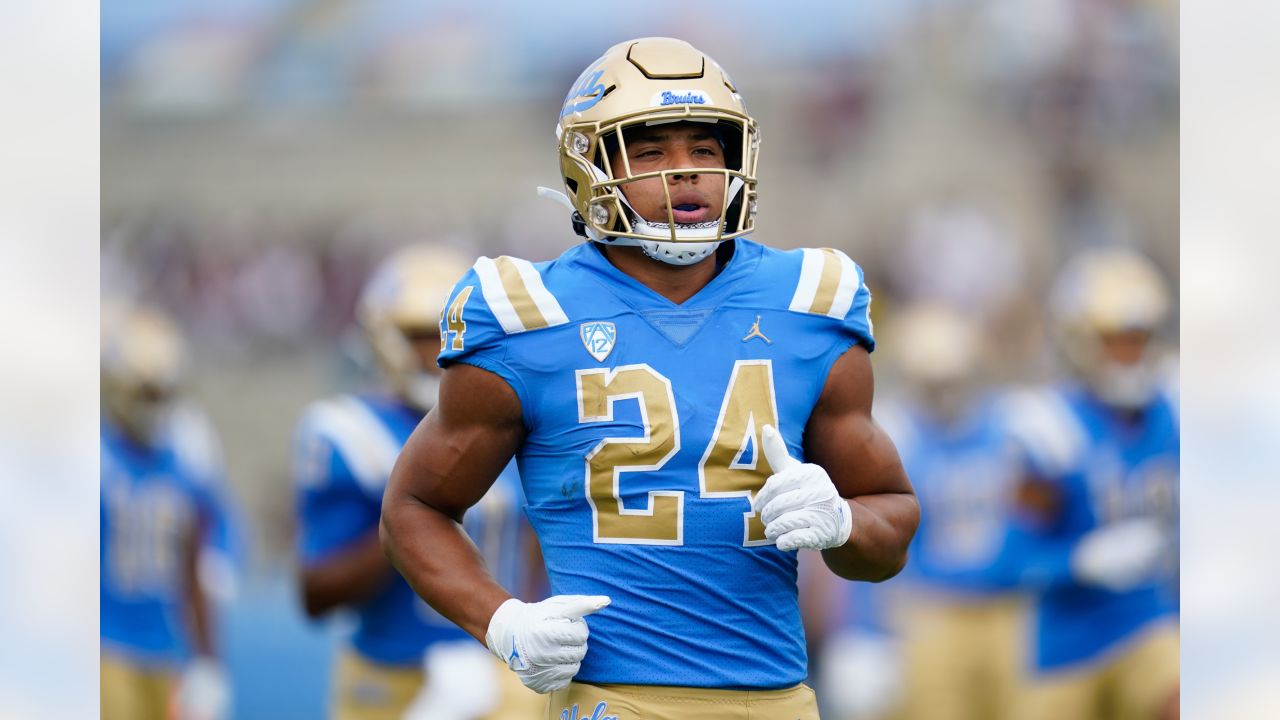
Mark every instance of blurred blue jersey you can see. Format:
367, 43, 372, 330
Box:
1005, 382, 1179, 670
437, 239, 875, 689
292, 393, 526, 666
101, 410, 226, 668
877, 396, 1023, 595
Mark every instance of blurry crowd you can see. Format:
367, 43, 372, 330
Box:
101, 0, 1177, 718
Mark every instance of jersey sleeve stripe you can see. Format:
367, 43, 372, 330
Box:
789, 247, 860, 319
787, 248, 826, 314
476, 256, 569, 334
509, 256, 569, 328
808, 248, 845, 316
474, 256, 527, 333
826, 249, 861, 320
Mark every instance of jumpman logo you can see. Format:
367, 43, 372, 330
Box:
742, 315, 772, 344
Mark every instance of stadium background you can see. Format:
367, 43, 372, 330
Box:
101, 1, 1178, 717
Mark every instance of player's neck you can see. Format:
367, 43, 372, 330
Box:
599, 244, 721, 305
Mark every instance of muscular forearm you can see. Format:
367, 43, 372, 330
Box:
183, 521, 215, 657
822, 492, 918, 582
300, 531, 396, 617
380, 495, 512, 642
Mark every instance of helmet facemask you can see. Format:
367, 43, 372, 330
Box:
561, 112, 758, 265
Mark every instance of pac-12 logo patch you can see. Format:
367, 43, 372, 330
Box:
580, 321, 617, 362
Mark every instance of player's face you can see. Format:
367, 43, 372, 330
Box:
610, 122, 728, 224
407, 328, 444, 376
1099, 328, 1151, 365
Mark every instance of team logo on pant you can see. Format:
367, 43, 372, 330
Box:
560, 701, 618, 720
580, 321, 617, 362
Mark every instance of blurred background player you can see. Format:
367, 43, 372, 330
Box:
101, 303, 238, 720
1007, 247, 1179, 720
291, 243, 543, 720
815, 304, 1030, 720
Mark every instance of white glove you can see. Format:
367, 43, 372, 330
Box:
172, 657, 230, 720
751, 425, 853, 552
818, 631, 903, 720
1071, 517, 1170, 592
402, 640, 500, 720
484, 594, 611, 694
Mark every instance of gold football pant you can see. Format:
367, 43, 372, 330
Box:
333, 648, 545, 720
1023, 618, 1180, 720
547, 681, 819, 720
100, 652, 175, 720
895, 593, 1029, 720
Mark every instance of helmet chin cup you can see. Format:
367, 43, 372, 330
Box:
640, 239, 720, 265
1091, 360, 1157, 410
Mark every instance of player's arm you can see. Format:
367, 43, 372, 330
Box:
753, 345, 917, 581
807, 346, 918, 581
380, 363, 525, 640
182, 508, 216, 657
299, 531, 394, 617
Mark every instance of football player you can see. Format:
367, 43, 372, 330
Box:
1005, 247, 1179, 720
101, 304, 233, 720
292, 244, 542, 720
820, 304, 1030, 720
381, 37, 919, 719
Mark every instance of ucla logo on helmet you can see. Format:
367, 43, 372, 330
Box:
652, 89, 709, 107
580, 321, 617, 363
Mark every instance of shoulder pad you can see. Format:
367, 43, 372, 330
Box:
165, 403, 225, 487
293, 396, 401, 496
998, 387, 1088, 477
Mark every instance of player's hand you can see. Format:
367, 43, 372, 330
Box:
172, 657, 230, 720
484, 594, 611, 694
403, 640, 500, 720
753, 424, 853, 552
1071, 517, 1170, 592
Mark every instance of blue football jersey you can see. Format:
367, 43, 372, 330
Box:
437, 239, 875, 689
876, 395, 1024, 594
292, 393, 526, 666
1004, 382, 1179, 670
101, 413, 223, 668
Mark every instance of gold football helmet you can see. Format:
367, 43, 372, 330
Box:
550, 37, 760, 265
1050, 247, 1171, 408
357, 244, 471, 410
101, 303, 186, 443
889, 303, 984, 421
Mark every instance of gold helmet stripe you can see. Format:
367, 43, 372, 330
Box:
789, 248, 862, 319
474, 256, 569, 334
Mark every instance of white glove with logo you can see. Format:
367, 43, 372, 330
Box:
172, 657, 230, 720
484, 594, 611, 694
1071, 517, 1170, 592
403, 640, 500, 720
752, 425, 853, 552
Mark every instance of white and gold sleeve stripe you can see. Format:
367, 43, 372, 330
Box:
473, 256, 569, 334
788, 247, 862, 319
